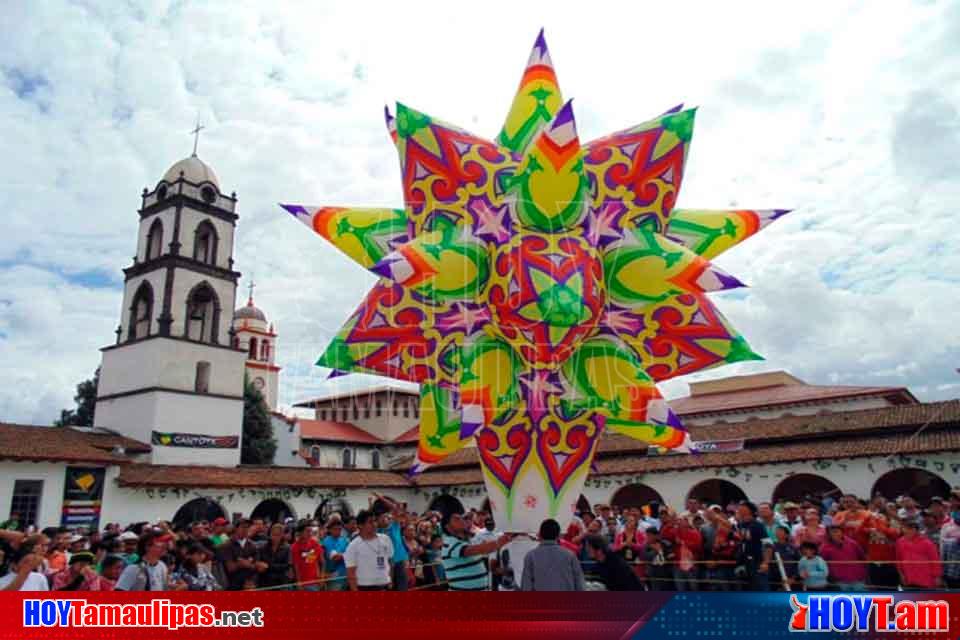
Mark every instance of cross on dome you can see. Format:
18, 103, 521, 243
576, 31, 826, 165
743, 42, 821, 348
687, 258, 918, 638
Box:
234, 279, 267, 323
190, 118, 205, 157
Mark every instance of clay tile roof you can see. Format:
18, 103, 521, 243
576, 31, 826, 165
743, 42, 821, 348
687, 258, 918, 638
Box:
596, 400, 960, 454
413, 429, 960, 487
593, 429, 960, 476
297, 419, 384, 444
412, 400, 960, 484
391, 425, 420, 444
670, 383, 916, 416
0, 423, 150, 464
117, 463, 409, 489
293, 383, 419, 407
411, 468, 483, 487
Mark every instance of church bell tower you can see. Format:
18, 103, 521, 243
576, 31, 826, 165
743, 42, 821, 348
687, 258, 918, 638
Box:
233, 282, 282, 410
95, 134, 247, 467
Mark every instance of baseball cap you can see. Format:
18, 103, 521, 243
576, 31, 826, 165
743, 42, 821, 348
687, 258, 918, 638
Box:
118, 531, 139, 541
212, 517, 228, 526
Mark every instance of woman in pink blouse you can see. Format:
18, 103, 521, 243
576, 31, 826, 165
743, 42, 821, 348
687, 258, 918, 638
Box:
613, 515, 647, 579
791, 508, 827, 548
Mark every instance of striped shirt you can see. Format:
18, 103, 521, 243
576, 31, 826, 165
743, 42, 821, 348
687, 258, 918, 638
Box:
442, 534, 488, 591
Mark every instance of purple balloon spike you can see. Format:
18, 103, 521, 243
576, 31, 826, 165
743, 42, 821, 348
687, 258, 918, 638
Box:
715, 270, 748, 291
552, 99, 576, 129
533, 28, 548, 57
369, 256, 397, 280
279, 203, 305, 217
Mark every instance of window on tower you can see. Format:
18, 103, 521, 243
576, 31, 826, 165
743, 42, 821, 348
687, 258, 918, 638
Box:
145, 219, 164, 261
185, 283, 220, 343
248, 336, 258, 360
195, 361, 211, 393
193, 220, 218, 266
128, 281, 154, 341
261, 340, 270, 361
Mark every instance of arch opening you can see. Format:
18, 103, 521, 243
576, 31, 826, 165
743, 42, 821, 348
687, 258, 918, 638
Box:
872, 467, 950, 507
172, 497, 226, 529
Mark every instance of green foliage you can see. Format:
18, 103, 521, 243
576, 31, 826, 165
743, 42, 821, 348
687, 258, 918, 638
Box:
54, 367, 100, 427
241, 376, 276, 465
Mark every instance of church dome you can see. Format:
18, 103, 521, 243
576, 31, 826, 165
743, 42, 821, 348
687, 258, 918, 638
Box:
162, 154, 220, 189
234, 297, 267, 323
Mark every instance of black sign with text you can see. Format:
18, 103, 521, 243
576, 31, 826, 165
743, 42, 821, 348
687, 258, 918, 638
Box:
151, 431, 239, 448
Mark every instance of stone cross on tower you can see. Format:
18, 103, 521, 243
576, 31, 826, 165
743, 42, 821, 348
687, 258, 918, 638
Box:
190, 119, 205, 157
247, 279, 255, 302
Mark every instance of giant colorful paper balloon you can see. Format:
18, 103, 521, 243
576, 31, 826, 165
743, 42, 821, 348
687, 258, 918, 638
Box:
282, 30, 788, 532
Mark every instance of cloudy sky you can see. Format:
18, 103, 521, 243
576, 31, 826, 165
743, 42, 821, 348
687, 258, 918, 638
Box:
1, 1, 958, 424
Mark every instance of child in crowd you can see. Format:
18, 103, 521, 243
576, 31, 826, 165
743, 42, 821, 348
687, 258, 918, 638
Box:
797, 541, 828, 591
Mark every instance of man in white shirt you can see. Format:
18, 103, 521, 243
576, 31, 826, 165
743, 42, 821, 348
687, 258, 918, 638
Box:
344, 509, 394, 590
470, 516, 501, 590
0, 551, 48, 591
470, 517, 500, 555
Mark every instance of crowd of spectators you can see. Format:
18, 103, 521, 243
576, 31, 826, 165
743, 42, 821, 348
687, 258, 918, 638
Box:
558, 491, 954, 591
1, 489, 957, 591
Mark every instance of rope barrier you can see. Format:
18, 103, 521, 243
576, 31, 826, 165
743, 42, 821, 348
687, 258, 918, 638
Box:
620, 575, 922, 590
249, 556, 955, 591
620, 558, 956, 565
250, 561, 447, 592
612, 557, 952, 587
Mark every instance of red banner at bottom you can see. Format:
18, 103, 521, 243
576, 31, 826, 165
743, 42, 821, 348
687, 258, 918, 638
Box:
3, 591, 960, 639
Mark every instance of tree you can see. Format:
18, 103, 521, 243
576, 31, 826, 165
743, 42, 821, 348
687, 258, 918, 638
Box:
241, 376, 276, 465
54, 367, 100, 427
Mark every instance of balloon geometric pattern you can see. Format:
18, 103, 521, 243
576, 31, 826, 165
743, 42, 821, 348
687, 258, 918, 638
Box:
281, 30, 789, 532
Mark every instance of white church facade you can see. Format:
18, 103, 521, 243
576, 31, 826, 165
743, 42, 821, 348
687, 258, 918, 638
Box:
1, 151, 959, 532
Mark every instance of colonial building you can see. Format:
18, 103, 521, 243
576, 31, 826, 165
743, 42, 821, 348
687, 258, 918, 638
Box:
278, 385, 421, 470
3, 373, 957, 531
294, 385, 421, 441
672, 370, 917, 426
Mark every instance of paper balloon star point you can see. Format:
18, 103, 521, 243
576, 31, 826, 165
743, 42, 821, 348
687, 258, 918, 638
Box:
283, 30, 789, 532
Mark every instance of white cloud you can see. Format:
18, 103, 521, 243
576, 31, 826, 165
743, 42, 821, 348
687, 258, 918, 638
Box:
0, 0, 958, 423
